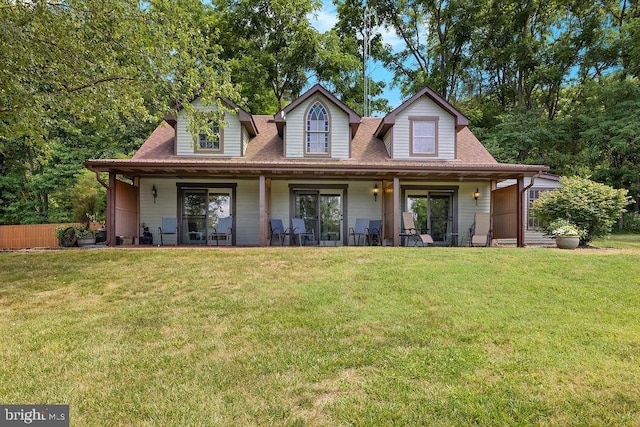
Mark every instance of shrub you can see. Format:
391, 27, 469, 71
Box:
531, 176, 631, 244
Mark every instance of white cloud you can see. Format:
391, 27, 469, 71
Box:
376, 25, 404, 52
308, 3, 337, 34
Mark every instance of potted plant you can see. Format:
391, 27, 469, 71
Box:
546, 219, 584, 249
75, 227, 97, 246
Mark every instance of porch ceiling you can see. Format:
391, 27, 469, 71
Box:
85, 159, 548, 181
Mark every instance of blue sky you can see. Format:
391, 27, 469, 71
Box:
307, 1, 405, 114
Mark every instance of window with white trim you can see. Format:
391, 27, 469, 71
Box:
410, 117, 438, 156
197, 121, 221, 152
306, 101, 329, 155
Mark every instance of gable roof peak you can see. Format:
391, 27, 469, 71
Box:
274, 84, 361, 137
374, 86, 469, 138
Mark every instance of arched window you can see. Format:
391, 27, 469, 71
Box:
306, 101, 329, 154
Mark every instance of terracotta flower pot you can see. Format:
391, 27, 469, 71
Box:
556, 236, 579, 250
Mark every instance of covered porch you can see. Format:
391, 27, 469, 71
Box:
85, 159, 546, 248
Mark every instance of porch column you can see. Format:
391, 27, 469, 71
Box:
517, 176, 525, 248
107, 172, 117, 247
393, 177, 401, 246
259, 175, 267, 247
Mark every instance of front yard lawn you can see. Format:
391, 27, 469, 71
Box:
1, 240, 639, 425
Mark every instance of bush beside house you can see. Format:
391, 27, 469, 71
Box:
531, 176, 631, 244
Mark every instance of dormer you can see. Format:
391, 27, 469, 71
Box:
374, 86, 469, 160
274, 84, 360, 159
173, 98, 257, 157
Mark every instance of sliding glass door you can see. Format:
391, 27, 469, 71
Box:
407, 191, 455, 245
293, 190, 344, 246
179, 184, 235, 245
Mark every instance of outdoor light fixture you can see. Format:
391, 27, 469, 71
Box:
152, 185, 158, 203
473, 188, 480, 205
373, 183, 379, 202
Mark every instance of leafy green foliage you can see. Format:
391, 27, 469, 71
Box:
71, 169, 106, 225
573, 76, 640, 207
621, 212, 640, 233
531, 176, 631, 244
0, 0, 233, 224
214, 0, 322, 112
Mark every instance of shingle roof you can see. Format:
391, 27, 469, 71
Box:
132, 122, 175, 160
88, 107, 548, 179
131, 116, 497, 166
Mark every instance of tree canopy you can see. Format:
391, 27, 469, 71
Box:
0, 0, 639, 224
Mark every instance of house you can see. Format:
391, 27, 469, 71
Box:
495, 174, 561, 245
84, 84, 548, 247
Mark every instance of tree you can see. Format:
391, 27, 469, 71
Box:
531, 176, 631, 244
0, 0, 234, 224
214, 0, 322, 113
571, 75, 640, 211
369, 0, 482, 101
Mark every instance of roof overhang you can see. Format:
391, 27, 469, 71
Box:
85, 158, 548, 181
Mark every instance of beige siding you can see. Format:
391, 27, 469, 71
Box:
457, 182, 490, 244
139, 178, 260, 246
269, 180, 290, 223
234, 180, 259, 245
138, 178, 493, 247
346, 180, 382, 229
175, 99, 243, 157
383, 130, 392, 157
284, 96, 351, 159
241, 126, 249, 156
140, 178, 178, 245
392, 96, 456, 160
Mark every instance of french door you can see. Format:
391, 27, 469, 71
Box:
293, 190, 344, 246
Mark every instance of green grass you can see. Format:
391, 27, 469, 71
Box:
1, 237, 640, 426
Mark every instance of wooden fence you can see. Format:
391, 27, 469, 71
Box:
0, 223, 101, 250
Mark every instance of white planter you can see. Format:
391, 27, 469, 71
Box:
556, 236, 579, 250
77, 237, 96, 246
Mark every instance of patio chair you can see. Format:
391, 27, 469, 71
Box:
291, 218, 315, 246
269, 219, 290, 246
348, 218, 370, 246
401, 212, 434, 246
368, 220, 382, 246
211, 216, 232, 246
469, 212, 492, 247
159, 217, 178, 246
